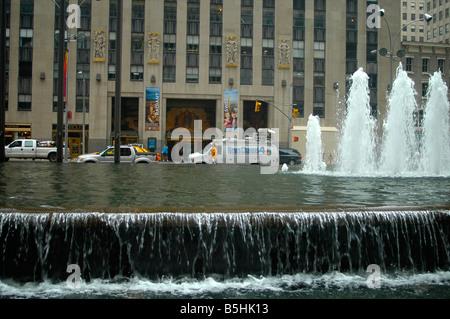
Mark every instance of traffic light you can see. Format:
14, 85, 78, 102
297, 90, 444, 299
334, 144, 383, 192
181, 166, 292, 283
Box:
293, 108, 298, 118
255, 101, 261, 112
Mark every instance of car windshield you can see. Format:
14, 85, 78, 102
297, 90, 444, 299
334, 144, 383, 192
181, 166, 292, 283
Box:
101, 147, 115, 156
9, 141, 22, 148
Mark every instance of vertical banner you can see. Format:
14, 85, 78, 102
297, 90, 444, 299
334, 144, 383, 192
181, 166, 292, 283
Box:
145, 87, 160, 131
224, 89, 238, 132
64, 49, 69, 103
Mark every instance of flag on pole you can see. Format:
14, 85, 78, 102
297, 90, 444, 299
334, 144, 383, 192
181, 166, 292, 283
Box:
64, 49, 69, 103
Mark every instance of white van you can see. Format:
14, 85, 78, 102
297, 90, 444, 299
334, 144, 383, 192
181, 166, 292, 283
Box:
189, 137, 279, 167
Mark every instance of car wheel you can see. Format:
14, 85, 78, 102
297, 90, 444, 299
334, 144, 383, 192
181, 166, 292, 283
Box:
48, 152, 57, 163
288, 159, 295, 166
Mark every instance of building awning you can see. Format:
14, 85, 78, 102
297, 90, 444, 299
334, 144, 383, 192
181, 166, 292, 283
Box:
6, 123, 31, 132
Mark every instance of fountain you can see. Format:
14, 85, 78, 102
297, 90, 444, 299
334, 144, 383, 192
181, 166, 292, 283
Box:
336, 68, 377, 175
303, 115, 327, 173
420, 70, 450, 175
332, 66, 449, 177
379, 64, 418, 175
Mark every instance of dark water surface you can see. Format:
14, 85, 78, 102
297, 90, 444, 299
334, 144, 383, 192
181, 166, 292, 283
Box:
0, 162, 449, 210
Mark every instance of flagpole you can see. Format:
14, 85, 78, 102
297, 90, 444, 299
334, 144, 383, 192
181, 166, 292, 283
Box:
56, 0, 65, 162
64, 47, 69, 162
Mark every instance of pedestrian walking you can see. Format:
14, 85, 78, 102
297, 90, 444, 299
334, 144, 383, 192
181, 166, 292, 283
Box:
162, 144, 169, 162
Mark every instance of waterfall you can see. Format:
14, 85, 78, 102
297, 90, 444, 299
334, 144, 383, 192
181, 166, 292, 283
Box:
1, 210, 449, 283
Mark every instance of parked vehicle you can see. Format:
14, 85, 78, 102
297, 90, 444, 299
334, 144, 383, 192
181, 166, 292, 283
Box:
4, 139, 63, 162
279, 148, 302, 165
76, 145, 155, 163
188, 137, 279, 166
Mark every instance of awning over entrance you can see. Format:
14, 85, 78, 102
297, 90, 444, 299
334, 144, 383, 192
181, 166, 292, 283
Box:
5, 123, 31, 132
5, 123, 32, 144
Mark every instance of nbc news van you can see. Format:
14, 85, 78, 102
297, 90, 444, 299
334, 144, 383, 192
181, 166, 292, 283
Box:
188, 136, 279, 167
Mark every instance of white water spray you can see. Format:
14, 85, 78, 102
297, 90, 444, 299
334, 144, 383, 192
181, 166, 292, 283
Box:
303, 114, 326, 173
336, 68, 377, 175
421, 71, 450, 175
379, 63, 418, 175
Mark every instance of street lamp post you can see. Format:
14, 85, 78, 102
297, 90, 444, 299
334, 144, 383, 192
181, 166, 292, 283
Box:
378, 9, 432, 90
0, 0, 6, 162
114, 0, 123, 163
288, 83, 294, 149
56, 0, 66, 162
287, 73, 302, 149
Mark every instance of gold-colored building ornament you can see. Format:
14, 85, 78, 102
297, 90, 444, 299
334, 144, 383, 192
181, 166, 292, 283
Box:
147, 32, 161, 64
278, 38, 291, 69
93, 30, 106, 62
226, 35, 238, 67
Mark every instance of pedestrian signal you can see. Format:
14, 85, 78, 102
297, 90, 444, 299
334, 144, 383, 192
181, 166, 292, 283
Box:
293, 108, 298, 118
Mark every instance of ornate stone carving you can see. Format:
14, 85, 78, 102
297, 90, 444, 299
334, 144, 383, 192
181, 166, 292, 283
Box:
226, 36, 238, 67
278, 38, 291, 68
93, 30, 106, 62
147, 32, 160, 63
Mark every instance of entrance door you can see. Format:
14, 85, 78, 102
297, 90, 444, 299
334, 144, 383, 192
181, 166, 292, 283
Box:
69, 138, 81, 158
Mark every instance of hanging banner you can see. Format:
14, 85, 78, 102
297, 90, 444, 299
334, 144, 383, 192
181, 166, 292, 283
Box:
145, 87, 160, 131
64, 49, 69, 103
224, 89, 238, 132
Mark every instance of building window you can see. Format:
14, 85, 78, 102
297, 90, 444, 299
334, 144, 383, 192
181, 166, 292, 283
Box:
240, 1, 252, 85
262, 1, 274, 86
422, 58, 429, 72
76, 0, 91, 111
108, 0, 117, 80
313, 0, 326, 118
240, 38, 253, 85
130, 65, 144, 81
422, 82, 429, 97
293, 0, 305, 117
346, 8, 358, 76
163, 0, 177, 82
186, 1, 200, 83
130, 0, 144, 81
18, 0, 34, 112
406, 57, 414, 72
209, 1, 222, 84
437, 59, 445, 73
18, 94, 32, 112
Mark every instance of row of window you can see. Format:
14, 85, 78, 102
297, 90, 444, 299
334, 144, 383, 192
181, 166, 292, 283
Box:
405, 57, 446, 74
405, 0, 450, 10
